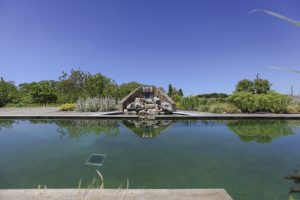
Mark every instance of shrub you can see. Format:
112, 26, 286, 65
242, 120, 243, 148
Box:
59, 103, 76, 111
208, 103, 241, 114
178, 96, 207, 110
75, 97, 118, 112
197, 105, 210, 112
287, 104, 300, 114
229, 92, 290, 113
228, 92, 256, 113
263, 92, 290, 113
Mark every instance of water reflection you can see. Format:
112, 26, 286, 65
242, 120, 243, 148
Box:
122, 119, 172, 138
173, 119, 300, 143
226, 120, 298, 143
0, 119, 15, 130
1, 119, 300, 143
30, 119, 120, 138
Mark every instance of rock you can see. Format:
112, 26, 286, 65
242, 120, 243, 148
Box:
145, 104, 156, 110
155, 104, 161, 110
153, 96, 160, 105
134, 102, 144, 111
127, 111, 137, 115
134, 98, 143, 104
126, 103, 135, 111
139, 110, 147, 115
147, 109, 157, 115
139, 114, 155, 120
145, 98, 154, 104
161, 102, 173, 114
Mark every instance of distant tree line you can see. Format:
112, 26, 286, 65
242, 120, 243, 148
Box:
176, 75, 293, 114
0, 69, 143, 107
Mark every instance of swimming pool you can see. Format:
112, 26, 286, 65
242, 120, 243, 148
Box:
0, 119, 299, 200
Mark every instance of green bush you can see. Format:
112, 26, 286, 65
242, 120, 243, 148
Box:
208, 103, 241, 114
178, 96, 207, 110
287, 104, 300, 114
197, 105, 210, 112
59, 103, 76, 111
228, 92, 256, 113
229, 92, 290, 113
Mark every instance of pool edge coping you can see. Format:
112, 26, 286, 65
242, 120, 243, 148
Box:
0, 189, 234, 200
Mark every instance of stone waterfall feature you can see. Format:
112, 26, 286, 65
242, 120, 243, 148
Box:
119, 86, 176, 116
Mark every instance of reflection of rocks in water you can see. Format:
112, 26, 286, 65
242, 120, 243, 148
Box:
0, 119, 16, 130
30, 119, 120, 138
285, 170, 300, 194
122, 119, 172, 138
226, 120, 298, 143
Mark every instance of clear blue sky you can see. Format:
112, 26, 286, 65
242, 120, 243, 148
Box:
1, 0, 300, 95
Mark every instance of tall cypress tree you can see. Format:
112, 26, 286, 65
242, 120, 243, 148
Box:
168, 84, 173, 96
178, 88, 184, 96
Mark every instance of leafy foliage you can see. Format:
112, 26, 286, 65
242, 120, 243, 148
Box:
57, 69, 88, 103
287, 104, 300, 114
229, 91, 290, 113
254, 74, 272, 94
30, 81, 58, 105
167, 84, 173, 97
178, 88, 184, 96
84, 73, 117, 98
235, 75, 272, 94
116, 82, 142, 99
197, 93, 228, 98
235, 79, 255, 93
0, 78, 19, 107
208, 103, 241, 113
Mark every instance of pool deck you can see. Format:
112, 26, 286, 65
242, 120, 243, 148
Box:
1, 107, 300, 119
0, 189, 233, 200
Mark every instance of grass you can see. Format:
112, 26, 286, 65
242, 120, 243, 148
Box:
33, 170, 130, 200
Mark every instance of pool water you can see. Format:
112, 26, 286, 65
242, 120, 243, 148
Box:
0, 119, 300, 200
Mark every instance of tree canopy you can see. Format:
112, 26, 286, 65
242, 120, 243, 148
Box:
0, 78, 19, 107
235, 75, 272, 94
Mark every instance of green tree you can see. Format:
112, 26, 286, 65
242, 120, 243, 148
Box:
0, 78, 19, 107
168, 84, 173, 96
235, 79, 255, 93
84, 73, 117, 98
254, 74, 272, 94
117, 82, 142, 99
58, 69, 88, 103
18, 82, 37, 104
30, 81, 58, 105
178, 88, 184, 96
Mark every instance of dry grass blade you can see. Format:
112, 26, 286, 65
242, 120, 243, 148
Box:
96, 170, 104, 189
78, 179, 82, 189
